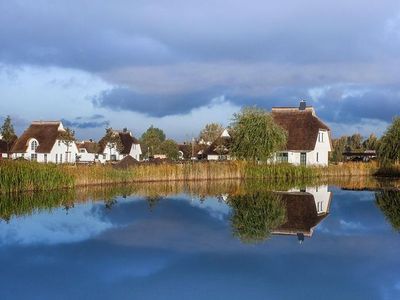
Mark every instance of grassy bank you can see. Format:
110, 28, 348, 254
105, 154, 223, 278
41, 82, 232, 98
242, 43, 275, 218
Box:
0, 160, 379, 193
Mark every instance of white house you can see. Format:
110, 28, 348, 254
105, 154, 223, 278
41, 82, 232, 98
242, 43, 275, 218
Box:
98, 130, 142, 162
204, 129, 232, 161
76, 140, 103, 164
272, 186, 332, 241
272, 101, 332, 166
11, 121, 79, 163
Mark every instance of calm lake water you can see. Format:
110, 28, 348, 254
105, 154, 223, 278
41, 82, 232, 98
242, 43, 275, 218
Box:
0, 181, 399, 300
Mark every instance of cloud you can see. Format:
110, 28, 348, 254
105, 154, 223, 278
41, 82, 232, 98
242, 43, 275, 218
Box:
62, 115, 109, 129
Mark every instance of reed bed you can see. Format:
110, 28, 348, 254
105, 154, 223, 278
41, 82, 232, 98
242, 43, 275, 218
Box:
0, 160, 387, 194
0, 160, 74, 193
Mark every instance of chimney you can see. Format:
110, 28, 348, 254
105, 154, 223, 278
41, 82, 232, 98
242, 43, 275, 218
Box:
299, 100, 307, 111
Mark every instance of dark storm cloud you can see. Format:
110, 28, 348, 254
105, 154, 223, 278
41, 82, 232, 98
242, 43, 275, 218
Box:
92, 87, 227, 117
62, 115, 109, 129
0, 0, 399, 71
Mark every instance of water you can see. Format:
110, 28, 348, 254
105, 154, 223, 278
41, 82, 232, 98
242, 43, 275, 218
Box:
0, 181, 399, 300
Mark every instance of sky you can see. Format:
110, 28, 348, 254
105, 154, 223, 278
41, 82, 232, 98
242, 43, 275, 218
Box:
1, 0, 400, 141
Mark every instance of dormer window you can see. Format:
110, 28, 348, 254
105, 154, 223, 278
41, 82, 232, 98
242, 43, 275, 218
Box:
31, 140, 38, 151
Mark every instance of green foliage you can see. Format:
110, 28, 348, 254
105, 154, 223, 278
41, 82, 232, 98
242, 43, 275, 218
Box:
378, 117, 400, 166
363, 133, 380, 151
230, 107, 287, 161
140, 125, 166, 157
375, 190, 400, 231
0, 115, 17, 156
229, 191, 286, 243
331, 136, 347, 162
199, 123, 224, 144
160, 139, 180, 160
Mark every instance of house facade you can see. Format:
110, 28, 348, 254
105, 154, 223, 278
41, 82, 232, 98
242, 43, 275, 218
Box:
99, 130, 142, 162
204, 129, 232, 161
272, 101, 332, 166
11, 121, 79, 163
76, 141, 103, 164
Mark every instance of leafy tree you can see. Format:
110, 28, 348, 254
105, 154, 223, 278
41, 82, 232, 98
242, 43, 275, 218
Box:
140, 125, 166, 157
0, 115, 17, 158
363, 133, 380, 151
376, 190, 400, 231
331, 136, 348, 162
347, 134, 363, 151
100, 127, 124, 158
230, 107, 287, 162
160, 139, 180, 160
58, 127, 76, 162
229, 191, 286, 243
378, 117, 400, 165
199, 123, 224, 144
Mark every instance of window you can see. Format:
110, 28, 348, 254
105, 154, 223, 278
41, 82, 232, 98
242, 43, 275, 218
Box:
58, 140, 61, 146
44, 154, 47, 163
56, 154, 58, 164
110, 154, 117, 161
300, 152, 307, 166
60, 154, 63, 163
31, 140, 38, 151
276, 152, 288, 163
317, 201, 323, 213
318, 132, 324, 143
31, 153, 37, 161
316, 152, 319, 162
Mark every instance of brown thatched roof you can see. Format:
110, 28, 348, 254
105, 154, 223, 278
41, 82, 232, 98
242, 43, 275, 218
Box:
272, 108, 330, 151
77, 141, 99, 153
11, 121, 62, 153
99, 131, 140, 154
273, 192, 328, 237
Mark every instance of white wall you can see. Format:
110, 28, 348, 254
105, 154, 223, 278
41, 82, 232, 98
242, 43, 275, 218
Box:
129, 143, 142, 161
288, 185, 332, 215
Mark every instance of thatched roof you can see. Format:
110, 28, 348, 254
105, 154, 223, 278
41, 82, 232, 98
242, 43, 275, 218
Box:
11, 121, 63, 153
99, 130, 140, 154
77, 141, 99, 153
272, 108, 330, 151
273, 192, 328, 237
203, 136, 232, 156
114, 155, 140, 169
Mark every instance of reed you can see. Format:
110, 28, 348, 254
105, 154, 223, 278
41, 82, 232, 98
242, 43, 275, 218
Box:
0, 160, 74, 193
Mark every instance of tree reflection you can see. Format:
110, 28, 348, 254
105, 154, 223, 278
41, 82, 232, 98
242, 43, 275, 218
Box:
376, 190, 400, 231
228, 191, 286, 243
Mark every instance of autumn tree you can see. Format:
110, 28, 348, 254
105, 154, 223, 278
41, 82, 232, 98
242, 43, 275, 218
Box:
0, 116, 17, 158
199, 123, 224, 144
230, 107, 287, 162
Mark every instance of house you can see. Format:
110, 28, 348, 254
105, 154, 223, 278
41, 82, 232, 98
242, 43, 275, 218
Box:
76, 140, 102, 164
203, 129, 232, 160
272, 185, 332, 242
11, 121, 79, 163
98, 130, 141, 162
272, 101, 332, 166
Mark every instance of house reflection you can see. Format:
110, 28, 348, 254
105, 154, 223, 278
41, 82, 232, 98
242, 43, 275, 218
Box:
274, 186, 332, 242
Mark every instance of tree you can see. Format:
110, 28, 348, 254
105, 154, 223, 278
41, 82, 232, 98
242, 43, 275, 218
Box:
140, 125, 166, 157
378, 117, 400, 165
58, 127, 75, 163
347, 134, 363, 151
331, 136, 348, 162
160, 139, 180, 160
229, 191, 286, 243
100, 127, 124, 160
199, 123, 224, 144
363, 133, 380, 151
376, 190, 400, 231
230, 107, 287, 162
0, 115, 17, 158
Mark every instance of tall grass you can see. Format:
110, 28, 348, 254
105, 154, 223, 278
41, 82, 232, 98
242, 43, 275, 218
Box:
0, 160, 383, 193
0, 161, 74, 193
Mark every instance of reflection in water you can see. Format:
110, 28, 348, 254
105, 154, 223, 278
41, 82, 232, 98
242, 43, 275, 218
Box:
375, 190, 400, 231
228, 191, 286, 243
0, 181, 333, 244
